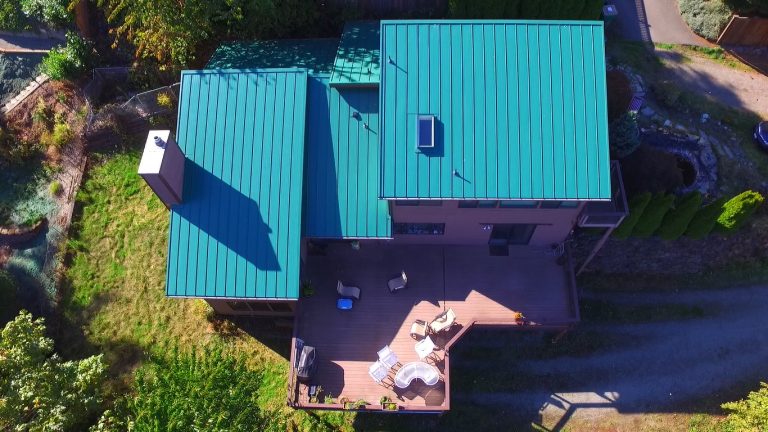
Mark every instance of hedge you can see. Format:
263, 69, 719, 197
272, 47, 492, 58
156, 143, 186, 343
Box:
613, 192, 652, 239
716, 190, 764, 233
658, 191, 703, 240
685, 197, 727, 239
632, 193, 675, 238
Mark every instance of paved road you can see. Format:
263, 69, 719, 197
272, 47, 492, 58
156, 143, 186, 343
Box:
611, 0, 712, 46
0, 30, 64, 53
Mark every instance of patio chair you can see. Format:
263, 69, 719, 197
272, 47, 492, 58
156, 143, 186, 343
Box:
377, 345, 401, 370
429, 308, 456, 333
410, 319, 428, 340
368, 360, 391, 387
337, 280, 360, 300
387, 271, 407, 293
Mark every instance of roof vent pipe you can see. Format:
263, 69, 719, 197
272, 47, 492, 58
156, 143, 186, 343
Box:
138, 130, 185, 208
154, 135, 166, 148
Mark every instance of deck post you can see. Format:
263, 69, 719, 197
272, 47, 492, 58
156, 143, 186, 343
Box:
576, 226, 615, 276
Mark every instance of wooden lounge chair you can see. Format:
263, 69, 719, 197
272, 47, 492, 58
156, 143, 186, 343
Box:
429, 308, 456, 333
337, 280, 360, 300
387, 271, 407, 293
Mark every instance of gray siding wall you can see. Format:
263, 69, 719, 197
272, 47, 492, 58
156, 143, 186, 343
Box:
390, 201, 583, 246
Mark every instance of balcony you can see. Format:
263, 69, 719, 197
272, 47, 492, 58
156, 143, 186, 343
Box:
577, 161, 629, 228
287, 242, 579, 412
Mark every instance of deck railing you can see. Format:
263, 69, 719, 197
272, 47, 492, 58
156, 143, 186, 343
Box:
577, 161, 629, 228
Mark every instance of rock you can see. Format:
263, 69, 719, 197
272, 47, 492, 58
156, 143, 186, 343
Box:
663, 119, 673, 128
687, 133, 700, 141
675, 124, 688, 134
701, 113, 709, 123
641, 106, 655, 117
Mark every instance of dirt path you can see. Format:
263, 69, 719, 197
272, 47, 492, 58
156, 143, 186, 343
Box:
656, 49, 768, 117
453, 286, 768, 431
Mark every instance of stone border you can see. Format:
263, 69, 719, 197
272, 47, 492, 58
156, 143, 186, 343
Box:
1, 73, 50, 115
0, 218, 47, 246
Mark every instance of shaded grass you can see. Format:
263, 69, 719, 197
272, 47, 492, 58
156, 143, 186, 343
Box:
60, 149, 351, 431
581, 298, 707, 323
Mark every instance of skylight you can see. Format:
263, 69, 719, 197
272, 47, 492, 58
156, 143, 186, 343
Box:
417, 115, 435, 148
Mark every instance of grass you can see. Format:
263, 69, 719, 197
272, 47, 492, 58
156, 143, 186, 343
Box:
581, 298, 707, 323
60, 148, 351, 431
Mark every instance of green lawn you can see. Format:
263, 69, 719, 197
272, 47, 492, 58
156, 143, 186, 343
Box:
60, 148, 352, 431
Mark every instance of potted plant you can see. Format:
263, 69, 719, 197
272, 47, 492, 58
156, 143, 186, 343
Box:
323, 394, 335, 405
309, 385, 323, 403
301, 280, 314, 297
379, 396, 398, 411
513, 311, 525, 323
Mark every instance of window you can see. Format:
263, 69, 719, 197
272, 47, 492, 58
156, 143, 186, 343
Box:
393, 223, 445, 235
417, 115, 435, 148
459, 200, 479, 208
227, 301, 251, 312
499, 200, 538, 208
539, 201, 562, 209
560, 201, 580, 208
247, 302, 272, 312
478, 200, 497, 208
420, 200, 443, 206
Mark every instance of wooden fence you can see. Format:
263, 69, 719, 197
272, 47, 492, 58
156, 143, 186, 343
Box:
717, 15, 768, 46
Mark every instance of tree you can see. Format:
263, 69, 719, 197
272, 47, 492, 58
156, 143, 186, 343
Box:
721, 382, 768, 432
92, 347, 283, 432
685, 197, 727, 239
21, 0, 71, 28
0, 0, 27, 31
0, 311, 106, 431
613, 192, 652, 239
657, 191, 702, 240
631, 193, 675, 238
609, 112, 641, 158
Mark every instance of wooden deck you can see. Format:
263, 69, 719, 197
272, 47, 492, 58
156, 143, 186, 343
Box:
292, 243, 578, 410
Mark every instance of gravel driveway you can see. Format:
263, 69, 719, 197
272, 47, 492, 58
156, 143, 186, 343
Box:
453, 286, 768, 431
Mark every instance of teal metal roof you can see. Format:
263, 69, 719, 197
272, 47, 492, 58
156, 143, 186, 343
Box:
305, 75, 391, 238
167, 69, 308, 299
206, 39, 339, 73
330, 21, 380, 87
379, 20, 612, 200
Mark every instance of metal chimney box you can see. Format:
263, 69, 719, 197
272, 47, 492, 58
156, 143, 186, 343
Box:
138, 130, 185, 207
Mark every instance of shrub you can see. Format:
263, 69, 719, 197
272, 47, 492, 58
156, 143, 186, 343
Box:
613, 192, 652, 239
93, 347, 282, 432
716, 190, 764, 233
20, 0, 70, 28
725, 0, 768, 14
49, 180, 62, 196
31, 97, 52, 126
0, 311, 106, 431
721, 382, 768, 432
449, 0, 602, 19
156, 91, 173, 109
685, 197, 727, 239
679, 0, 733, 40
632, 193, 675, 238
652, 80, 683, 108
609, 112, 641, 158
40, 31, 92, 81
607, 70, 632, 122
49, 122, 72, 147
657, 191, 703, 240
0, 271, 18, 324
620, 145, 684, 196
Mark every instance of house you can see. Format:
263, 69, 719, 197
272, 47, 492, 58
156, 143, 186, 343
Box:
139, 20, 627, 412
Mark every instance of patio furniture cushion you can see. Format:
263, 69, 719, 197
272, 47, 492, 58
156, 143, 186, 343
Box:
410, 319, 427, 340
429, 308, 456, 333
394, 361, 440, 388
336, 298, 353, 310
414, 336, 436, 360
337, 280, 360, 300
387, 271, 407, 293
377, 345, 399, 369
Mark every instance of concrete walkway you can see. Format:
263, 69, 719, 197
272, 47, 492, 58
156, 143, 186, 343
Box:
0, 30, 65, 53
611, 0, 713, 46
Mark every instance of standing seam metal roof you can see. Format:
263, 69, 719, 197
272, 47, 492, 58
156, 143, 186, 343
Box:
379, 20, 611, 200
167, 69, 307, 299
330, 21, 381, 86
304, 75, 391, 238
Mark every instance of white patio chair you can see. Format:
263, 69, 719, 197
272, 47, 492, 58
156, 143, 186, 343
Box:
368, 360, 391, 386
429, 308, 456, 333
377, 345, 400, 369
337, 280, 360, 300
387, 271, 407, 293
